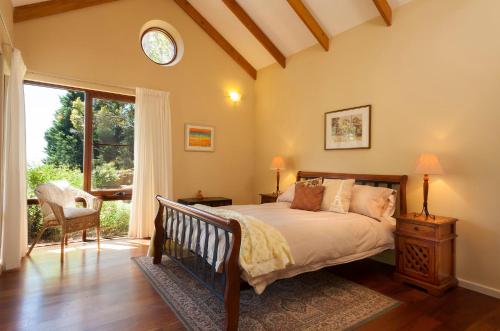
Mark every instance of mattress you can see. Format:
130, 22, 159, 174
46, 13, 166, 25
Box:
221, 202, 395, 293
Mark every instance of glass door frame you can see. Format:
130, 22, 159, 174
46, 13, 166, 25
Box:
24, 80, 135, 202
84, 90, 135, 200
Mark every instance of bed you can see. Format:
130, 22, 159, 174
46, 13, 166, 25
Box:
152, 171, 408, 331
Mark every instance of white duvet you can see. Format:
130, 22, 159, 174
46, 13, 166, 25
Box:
221, 202, 395, 293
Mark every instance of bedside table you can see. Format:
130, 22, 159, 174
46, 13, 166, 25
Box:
177, 197, 232, 207
259, 193, 278, 204
394, 213, 458, 296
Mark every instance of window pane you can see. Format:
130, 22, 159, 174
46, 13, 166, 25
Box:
141, 28, 177, 65
25, 84, 84, 197
92, 98, 135, 190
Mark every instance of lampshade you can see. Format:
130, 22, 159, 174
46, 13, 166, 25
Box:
415, 153, 444, 175
270, 156, 285, 170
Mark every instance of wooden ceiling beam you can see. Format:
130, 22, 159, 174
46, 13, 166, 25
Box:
222, 0, 286, 68
372, 0, 392, 26
174, 0, 257, 79
287, 0, 329, 51
14, 0, 120, 23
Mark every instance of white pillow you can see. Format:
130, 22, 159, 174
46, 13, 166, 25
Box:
383, 193, 397, 217
321, 179, 355, 213
277, 184, 295, 202
349, 185, 396, 219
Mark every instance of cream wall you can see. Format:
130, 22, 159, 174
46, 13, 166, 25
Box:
13, 0, 256, 204
255, 0, 500, 292
0, 0, 13, 44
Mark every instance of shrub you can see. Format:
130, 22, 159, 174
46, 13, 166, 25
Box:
27, 164, 83, 197
92, 162, 120, 188
99, 201, 130, 237
28, 204, 61, 242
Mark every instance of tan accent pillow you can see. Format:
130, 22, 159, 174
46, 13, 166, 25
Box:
321, 178, 355, 213
277, 177, 322, 203
290, 183, 325, 212
349, 185, 396, 219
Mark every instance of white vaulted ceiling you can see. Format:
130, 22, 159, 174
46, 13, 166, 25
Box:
12, 0, 413, 69
188, 0, 413, 69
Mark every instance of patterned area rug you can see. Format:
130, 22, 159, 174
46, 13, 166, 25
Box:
133, 256, 399, 331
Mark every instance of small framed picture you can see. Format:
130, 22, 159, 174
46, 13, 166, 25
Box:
324, 105, 371, 150
185, 124, 215, 152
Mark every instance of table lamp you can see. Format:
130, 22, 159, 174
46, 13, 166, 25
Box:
414, 153, 444, 219
270, 156, 285, 195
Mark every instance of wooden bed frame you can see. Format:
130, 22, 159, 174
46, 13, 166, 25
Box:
153, 171, 407, 330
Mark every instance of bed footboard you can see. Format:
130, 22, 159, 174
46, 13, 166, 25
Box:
153, 195, 241, 331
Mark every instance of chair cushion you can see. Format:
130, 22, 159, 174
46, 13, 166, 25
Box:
46, 207, 97, 221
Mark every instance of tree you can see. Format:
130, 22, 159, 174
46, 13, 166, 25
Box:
44, 91, 85, 170
43, 91, 134, 189
44, 91, 134, 173
92, 99, 135, 170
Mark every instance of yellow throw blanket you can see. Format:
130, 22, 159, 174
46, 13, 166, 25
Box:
193, 204, 294, 279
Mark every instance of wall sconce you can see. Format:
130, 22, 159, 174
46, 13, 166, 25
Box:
228, 90, 241, 104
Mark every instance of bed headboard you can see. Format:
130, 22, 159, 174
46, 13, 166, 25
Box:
296, 171, 408, 216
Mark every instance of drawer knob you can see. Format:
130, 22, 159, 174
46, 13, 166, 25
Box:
414, 226, 419, 231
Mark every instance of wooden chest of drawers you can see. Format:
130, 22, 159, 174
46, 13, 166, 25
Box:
394, 213, 458, 296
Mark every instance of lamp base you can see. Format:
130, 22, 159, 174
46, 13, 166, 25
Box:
274, 169, 281, 197
414, 205, 436, 220
415, 174, 435, 220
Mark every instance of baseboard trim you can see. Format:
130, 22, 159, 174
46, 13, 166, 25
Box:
458, 278, 500, 299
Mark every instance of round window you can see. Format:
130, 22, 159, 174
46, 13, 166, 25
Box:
141, 28, 177, 65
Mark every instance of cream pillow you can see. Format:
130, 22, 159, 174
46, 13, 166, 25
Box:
277, 178, 322, 203
277, 184, 295, 202
383, 193, 397, 217
349, 185, 396, 219
321, 178, 355, 213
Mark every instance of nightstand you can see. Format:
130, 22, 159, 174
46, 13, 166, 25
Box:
259, 193, 278, 204
394, 213, 458, 296
177, 197, 232, 207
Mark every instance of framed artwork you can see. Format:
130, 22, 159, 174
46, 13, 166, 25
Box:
324, 105, 371, 150
185, 124, 215, 152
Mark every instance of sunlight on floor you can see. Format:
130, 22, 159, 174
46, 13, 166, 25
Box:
43, 238, 150, 254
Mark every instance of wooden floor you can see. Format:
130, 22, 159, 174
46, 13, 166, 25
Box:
0, 239, 499, 331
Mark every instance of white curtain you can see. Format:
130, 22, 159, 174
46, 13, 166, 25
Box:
1, 49, 27, 270
129, 88, 173, 238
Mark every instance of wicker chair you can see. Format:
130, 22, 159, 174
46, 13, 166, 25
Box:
27, 181, 103, 263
